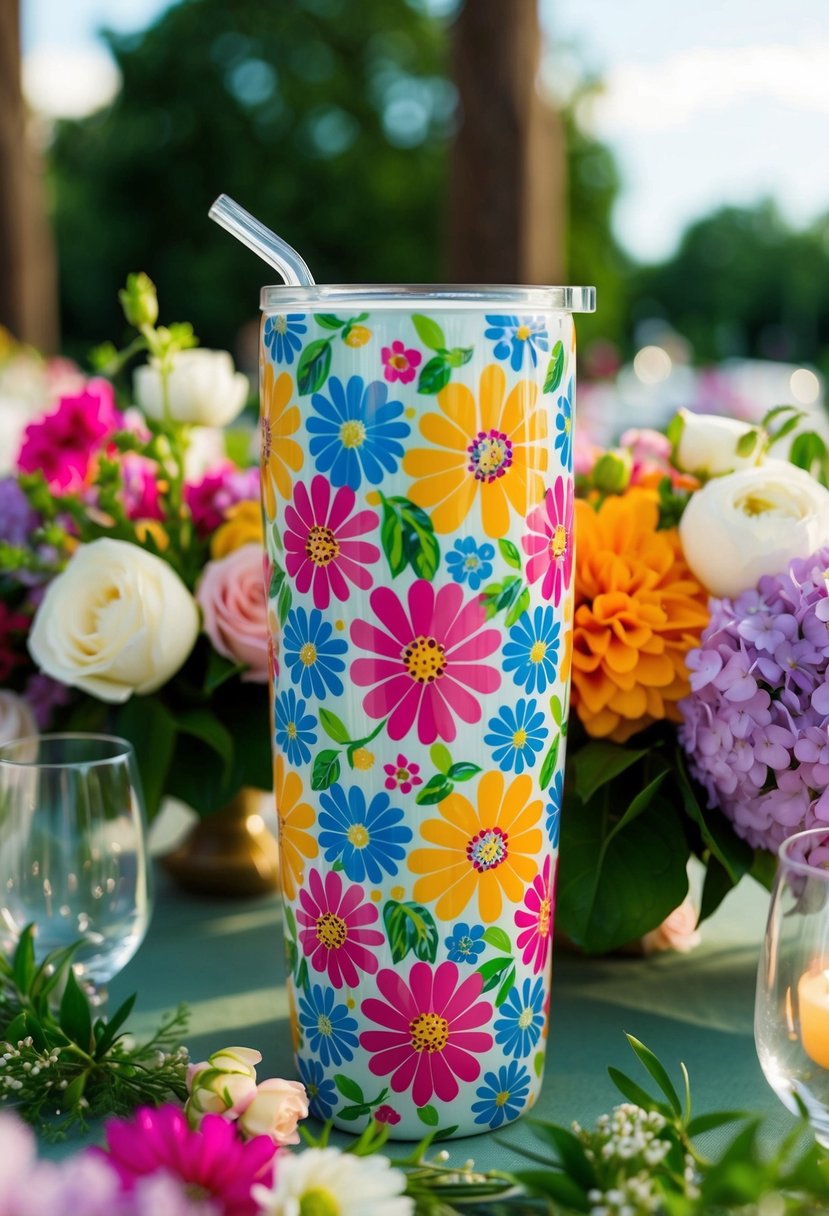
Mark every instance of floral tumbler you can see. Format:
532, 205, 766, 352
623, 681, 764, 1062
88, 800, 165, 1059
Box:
260, 285, 595, 1138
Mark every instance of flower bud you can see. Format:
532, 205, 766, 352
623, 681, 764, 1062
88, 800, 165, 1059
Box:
344, 324, 371, 348
237, 1077, 309, 1144
592, 449, 632, 494
671, 408, 762, 478
118, 273, 159, 329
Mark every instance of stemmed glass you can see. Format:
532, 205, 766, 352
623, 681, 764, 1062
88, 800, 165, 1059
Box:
756, 826, 829, 1147
0, 733, 153, 1010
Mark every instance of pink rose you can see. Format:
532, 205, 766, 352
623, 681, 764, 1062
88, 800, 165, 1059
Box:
197, 543, 269, 683
641, 896, 702, 955
237, 1078, 309, 1145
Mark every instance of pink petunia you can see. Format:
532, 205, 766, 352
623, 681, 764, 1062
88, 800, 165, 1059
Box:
350, 580, 501, 745
17, 380, 122, 493
360, 961, 493, 1107
522, 476, 573, 607
185, 465, 261, 536
296, 867, 384, 989
515, 853, 556, 975
381, 340, 422, 385
283, 476, 380, 609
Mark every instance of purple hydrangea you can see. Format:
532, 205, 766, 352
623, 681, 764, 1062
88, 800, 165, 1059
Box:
0, 477, 39, 548
679, 546, 829, 852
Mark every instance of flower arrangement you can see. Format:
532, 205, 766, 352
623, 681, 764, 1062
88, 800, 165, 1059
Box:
0, 275, 271, 818
560, 404, 829, 952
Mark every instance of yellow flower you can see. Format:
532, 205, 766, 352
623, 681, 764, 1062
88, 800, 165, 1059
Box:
275, 755, 318, 900
344, 324, 371, 348
403, 364, 547, 537
572, 488, 710, 742
134, 519, 169, 551
211, 500, 263, 558
408, 771, 542, 923
351, 747, 375, 771
260, 366, 302, 519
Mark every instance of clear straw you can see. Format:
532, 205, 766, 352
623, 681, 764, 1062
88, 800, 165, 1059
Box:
208, 194, 315, 286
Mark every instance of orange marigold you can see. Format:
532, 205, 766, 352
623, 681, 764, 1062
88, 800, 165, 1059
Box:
571, 488, 710, 742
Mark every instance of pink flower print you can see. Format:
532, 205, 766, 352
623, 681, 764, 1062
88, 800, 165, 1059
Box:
296, 868, 384, 989
373, 1104, 401, 1125
360, 960, 493, 1106
284, 475, 380, 609
522, 476, 573, 606
383, 753, 423, 794
351, 580, 502, 745
515, 853, 556, 975
381, 340, 422, 385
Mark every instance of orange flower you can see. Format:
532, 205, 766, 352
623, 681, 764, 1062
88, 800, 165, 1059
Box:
210, 500, 263, 558
402, 364, 547, 537
275, 754, 318, 900
408, 771, 542, 923
260, 366, 302, 519
572, 488, 709, 742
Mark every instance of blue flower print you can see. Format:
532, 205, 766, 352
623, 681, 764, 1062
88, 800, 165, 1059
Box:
297, 1057, 338, 1121
263, 313, 307, 365
283, 607, 348, 699
471, 1060, 532, 1128
554, 377, 574, 470
298, 984, 359, 1067
318, 784, 413, 884
494, 976, 545, 1058
484, 315, 549, 372
546, 770, 563, 846
503, 606, 561, 694
307, 375, 409, 490
445, 537, 494, 591
484, 698, 548, 774
445, 922, 486, 964
274, 689, 317, 765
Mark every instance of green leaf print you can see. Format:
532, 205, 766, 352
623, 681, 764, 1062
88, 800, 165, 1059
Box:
544, 340, 565, 394
417, 355, 452, 395
378, 495, 440, 581
446, 761, 481, 782
415, 773, 454, 805
412, 313, 446, 351
297, 338, 332, 396
319, 708, 350, 745
311, 748, 341, 790
539, 735, 561, 790
417, 1104, 440, 1126
383, 900, 439, 964
444, 346, 474, 368
315, 314, 346, 330
498, 538, 523, 570
334, 1074, 365, 1103
483, 925, 512, 953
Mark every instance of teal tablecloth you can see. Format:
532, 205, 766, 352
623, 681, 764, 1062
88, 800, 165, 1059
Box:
95, 866, 790, 1172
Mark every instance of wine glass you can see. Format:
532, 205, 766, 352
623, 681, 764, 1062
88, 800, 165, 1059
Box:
0, 733, 153, 1009
756, 825, 829, 1147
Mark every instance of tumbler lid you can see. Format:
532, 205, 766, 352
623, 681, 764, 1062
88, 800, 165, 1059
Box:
260, 284, 596, 313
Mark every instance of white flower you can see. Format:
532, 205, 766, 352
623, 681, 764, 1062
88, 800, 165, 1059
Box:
678, 460, 829, 598
28, 538, 199, 702
252, 1146, 414, 1216
134, 349, 249, 428
0, 692, 37, 747
672, 408, 762, 477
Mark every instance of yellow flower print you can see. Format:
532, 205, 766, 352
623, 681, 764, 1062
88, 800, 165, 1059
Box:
402, 364, 548, 538
408, 770, 543, 923
260, 366, 303, 519
275, 754, 318, 900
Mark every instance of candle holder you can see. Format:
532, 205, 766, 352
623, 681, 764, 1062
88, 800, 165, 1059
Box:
756, 826, 829, 1146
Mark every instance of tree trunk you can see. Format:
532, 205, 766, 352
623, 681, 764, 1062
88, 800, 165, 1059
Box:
447, 0, 565, 285
0, 0, 58, 351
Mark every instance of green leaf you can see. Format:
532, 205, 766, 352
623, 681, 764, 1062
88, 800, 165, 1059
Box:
319, 709, 350, 745
334, 1074, 365, 1103
204, 649, 246, 693
543, 341, 565, 393
379, 495, 440, 580
735, 427, 761, 457
480, 574, 525, 621
315, 314, 345, 329
297, 338, 332, 395
417, 1103, 440, 1126
383, 900, 439, 964
494, 963, 516, 1007
675, 751, 752, 886
549, 695, 563, 727
311, 749, 341, 790
687, 1110, 749, 1136
175, 708, 234, 768
626, 1034, 683, 1116
446, 761, 481, 782
95, 993, 137, 1056
789, 430, 828, 480
538, 735, 561, 790
269, 563, 293, 627
414, 773, 454, 805
429, 743, 453, 774
699, 856, 737, 922
483, 925, 512, 953
433, 1124, 460, 1141
380, 498, 406, 577
62, 1073, 89, 1110
534, 1051, 545, 1078
284, 903, 297, 942
59, 969, 93, 1051
498, 538, 522, 570
512, 1169, 589, 1210
411, 313, 446, 351
12, 927, 36, 994
607, 1066, 670, 1115
405, 520, 440, 581
114, 696, 176, 821
527, 1120, 597, 1189
337, 1103, 371, 1121
444, 345, 473, 368
505, 586, 530, 627
570, 742, 649, 805
476, 955, 513, 992
295, 957, 309, 991
417, 355, 451, 395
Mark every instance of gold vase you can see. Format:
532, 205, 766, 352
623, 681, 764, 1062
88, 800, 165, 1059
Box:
161, 787, 280, 897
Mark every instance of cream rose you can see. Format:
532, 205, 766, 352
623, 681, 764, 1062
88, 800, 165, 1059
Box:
134, 349, 249, 428
673, 408, 762, 477
185, 1046, 261, 1127
197, 543, 269, 682
28, 538, 199, 702
679, 460, 829, 598
0, 692, 37, 746
237, 1078, 309, 1145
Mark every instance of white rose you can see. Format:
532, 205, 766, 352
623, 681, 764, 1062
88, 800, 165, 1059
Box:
679, 460, 829, 598
28, 538, 199, 702
0, 691, 38, 745
134, 349, 249, 427
673, 408, 762, 477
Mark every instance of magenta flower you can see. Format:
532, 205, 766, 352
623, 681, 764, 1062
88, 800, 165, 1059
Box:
383, 753, 423, 794
185, 465, 261, 536
297, 867, 384, 989
284, 475, 380, 609
360, 961, 493, 1107
95, 1106, 275, 1216
381, 339, 422, 385
17, 380, 122, 492
121, 453, 163, 521
522, 476, 574, 606
351, 580, 502, 744
515, 853, 555, 974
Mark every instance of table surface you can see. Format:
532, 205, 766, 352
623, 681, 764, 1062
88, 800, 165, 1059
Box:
80, 862, 793, 1173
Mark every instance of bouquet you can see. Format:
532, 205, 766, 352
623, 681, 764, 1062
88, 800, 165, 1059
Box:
559, 404, 829, 952
0, 275, 272, 819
